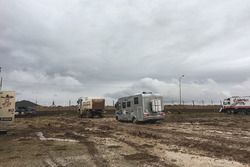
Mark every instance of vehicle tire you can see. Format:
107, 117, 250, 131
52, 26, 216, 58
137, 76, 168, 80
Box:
151, 120, 157, 124
243, 110, 249, 115
132, 117, 137, 124
99, 113, 103, 118
78, 112, 81, 118
27, 113, 32, 118
78, 110, 81, 118
245, 109, 250, 115
87, 111, 93, 118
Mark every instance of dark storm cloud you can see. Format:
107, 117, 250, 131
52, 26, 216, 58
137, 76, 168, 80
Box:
1, 0, 250, 104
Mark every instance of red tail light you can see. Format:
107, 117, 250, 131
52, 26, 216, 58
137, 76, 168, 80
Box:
160, 112, 165, 116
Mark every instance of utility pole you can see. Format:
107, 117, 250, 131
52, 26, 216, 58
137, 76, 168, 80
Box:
52, 100, 55, 107
0, 67, 2, 91
179, 75, 184, 105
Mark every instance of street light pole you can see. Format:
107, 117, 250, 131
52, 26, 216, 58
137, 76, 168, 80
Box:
0, 67, 2, 91
179, 75, 184, 105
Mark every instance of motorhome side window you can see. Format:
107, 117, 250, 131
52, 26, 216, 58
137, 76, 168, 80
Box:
127, 101, 131, 107
134, 97, 139, 105
122, 102, 126, 108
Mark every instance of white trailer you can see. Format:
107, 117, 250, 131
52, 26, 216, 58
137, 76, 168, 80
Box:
0, 91, 16, 124
115, 92, 165, 123
77, 97, 105, 118
0, 91, 15, 134
220, 96, 250, 114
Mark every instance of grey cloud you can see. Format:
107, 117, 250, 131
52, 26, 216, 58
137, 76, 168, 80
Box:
1, 0, 250, 105
106, 77, 250, 104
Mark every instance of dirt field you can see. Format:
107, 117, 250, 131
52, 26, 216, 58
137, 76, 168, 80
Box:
0, 111, 249, 167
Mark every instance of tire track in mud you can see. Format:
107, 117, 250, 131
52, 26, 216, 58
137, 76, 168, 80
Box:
86, 122, 180, 167
67, 121, 178, 167
125, 124, 250, 151
135, 125, 250, 164
42, 120, 185, 166
29, 119, 108, 167
123, 126, 250, 164
113, 135, 179, 167
91, 121, 250, 165
65, 131, 109, 167
43, 153, 61, 167
40, 117, 250, 165
135, 130, 250, 163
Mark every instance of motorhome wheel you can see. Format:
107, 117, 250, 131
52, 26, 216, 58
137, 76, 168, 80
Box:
132, 117, 137, 124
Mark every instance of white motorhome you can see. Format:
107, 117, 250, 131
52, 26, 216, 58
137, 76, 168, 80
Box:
0, 91, 16, 124
220, 96, 250, 114
115, 92, 165, 123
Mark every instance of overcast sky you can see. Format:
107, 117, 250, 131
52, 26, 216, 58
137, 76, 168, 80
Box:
1, 0, 250, 105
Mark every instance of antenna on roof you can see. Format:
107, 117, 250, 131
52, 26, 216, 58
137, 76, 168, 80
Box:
142, 92, 152, 94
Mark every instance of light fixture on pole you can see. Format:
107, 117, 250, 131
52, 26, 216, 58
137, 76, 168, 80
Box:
179, 75, 184, 105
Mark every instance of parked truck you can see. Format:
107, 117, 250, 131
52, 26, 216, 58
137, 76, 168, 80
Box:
77, 97, 105, 118
220, 96, 250, 114
115, 92, 165, 123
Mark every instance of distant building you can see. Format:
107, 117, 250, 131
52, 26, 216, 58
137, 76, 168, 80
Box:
51, 100, 56, 107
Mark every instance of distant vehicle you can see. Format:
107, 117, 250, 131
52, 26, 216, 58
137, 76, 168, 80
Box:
115, 92, 165, 123
15, 107, 37, 117
77, 97, 105, 118
220, 96, 250, 114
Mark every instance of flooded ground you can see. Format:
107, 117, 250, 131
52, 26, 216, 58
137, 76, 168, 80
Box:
0, 111, 249, 167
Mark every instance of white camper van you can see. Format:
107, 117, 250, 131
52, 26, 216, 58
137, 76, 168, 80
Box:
115, 92, 165, 123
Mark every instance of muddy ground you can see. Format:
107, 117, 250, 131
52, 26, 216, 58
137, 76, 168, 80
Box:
0, 111, 249, 167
